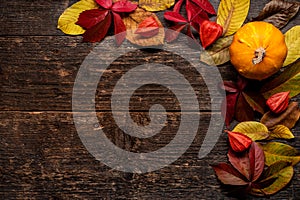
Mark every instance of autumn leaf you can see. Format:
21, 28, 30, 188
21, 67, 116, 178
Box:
221, 76, 265, 126
269, 125, 294, 140
212, 142, 265, 187
75, 0, 137, 44
200, 36, 233, 65
139, 0, 175, 11
216, 0, 250, 36
251, 161, 294, 196
260, 102, 300, 129
283, 26, 300, 67
261, 142, 300, 166
252, 0, 300, 30
57, 0, 99, 35
123, 8, 164, 46
261, 60, 300, 98
232, 121, 269, 141
135, 16, 160, 38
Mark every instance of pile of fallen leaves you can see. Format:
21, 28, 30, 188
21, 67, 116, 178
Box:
57, 0, 300, 198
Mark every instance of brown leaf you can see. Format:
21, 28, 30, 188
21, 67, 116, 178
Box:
228, 149, 250, 180
260, 102, 300, 129
252, 0, 300, 29
249, 142, 265, 182
211, 163, 249, 185
235, 93, 254, 122
122, 8, 164, 46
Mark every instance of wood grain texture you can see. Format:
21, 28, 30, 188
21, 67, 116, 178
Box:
0, 0, 299, 199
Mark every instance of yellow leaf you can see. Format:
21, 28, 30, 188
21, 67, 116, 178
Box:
216, 0, 250, 36
57, 0, 98, 35
139, 0, 175, 12
269, 125, 294, 140
262, 142, 300, 166
232, 121, 269, 141
123, 8, 164, 46
200, 36, 233, 65
283, 26, 300, 67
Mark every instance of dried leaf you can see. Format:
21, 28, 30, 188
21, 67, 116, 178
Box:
165, 24, 186, 42
123, 8, 164, 46
228, 149, 250, 180
249, 142, 265, 182
216, 0, 250, 36
283, 26, 300, 67
235, 93, 254, 122
269, 125, 294, 140
57, 0, 99, 35
200, 36, 233, 65
252, 0, 300, 29
232, 121, 269, 141
82, 12, 112, 42
260, 102, 300, 129
261, 60, 300, 98
251, 161, 294, 196
164, 11, 188, 23
135, 16, 160, 38
242, 92, 265, 114
221, 93, 238, 126
139, 0, 175, 11
190, 0, 216, 15
261, 142, 300, 166
77, 9, 108, 29
112, 0, 138, 13
113, 12, 127, 46
212, 163, 249, 185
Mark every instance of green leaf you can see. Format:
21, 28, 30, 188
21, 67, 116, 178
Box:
283, 26, 300, 67
261, 142, 300, 166
269, 125, 294, 140
232, 121, 269, 141
216, 0, 250, 36
261, 60, 300, 98
139, 0, 175, 11
251, 161, 294, 196
200, 36, 233, 65
57, 0, 99, 35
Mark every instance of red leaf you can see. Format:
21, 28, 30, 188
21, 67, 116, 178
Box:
82, 12, 112, 43
165, 24, 186, 42
191, 0, 216, 15
96, 0, 112, 9
112, 12, 126, 46
173, 0, 184, 13
227, 131, 253, 152
235, 93, 254, 122
112, 0, 137, 13
222, 81, 238, 93
249, 142, 265, 182
135, 16, 160, 38
222, 93, 238, 126
77, 9, 108, 29
212, 163, 249, 185
164, 11, 188, 23
237, 76, 248, 91
228, 149, 251, 180
199, 20, 223, 49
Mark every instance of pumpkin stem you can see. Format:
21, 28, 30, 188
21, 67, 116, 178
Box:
252, 47, 266, 65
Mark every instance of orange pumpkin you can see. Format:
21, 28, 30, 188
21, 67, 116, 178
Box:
229, 21, 287, 80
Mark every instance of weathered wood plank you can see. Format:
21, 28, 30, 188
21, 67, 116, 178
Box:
0, 36, 238, 111
0, 111, 299, 199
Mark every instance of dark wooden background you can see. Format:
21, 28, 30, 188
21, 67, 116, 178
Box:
0, 0, 299, 199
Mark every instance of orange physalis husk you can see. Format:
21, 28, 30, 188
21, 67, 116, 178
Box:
226, 131, 253, 152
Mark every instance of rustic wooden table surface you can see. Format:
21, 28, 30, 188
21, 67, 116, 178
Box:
1, 0, 299, 199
